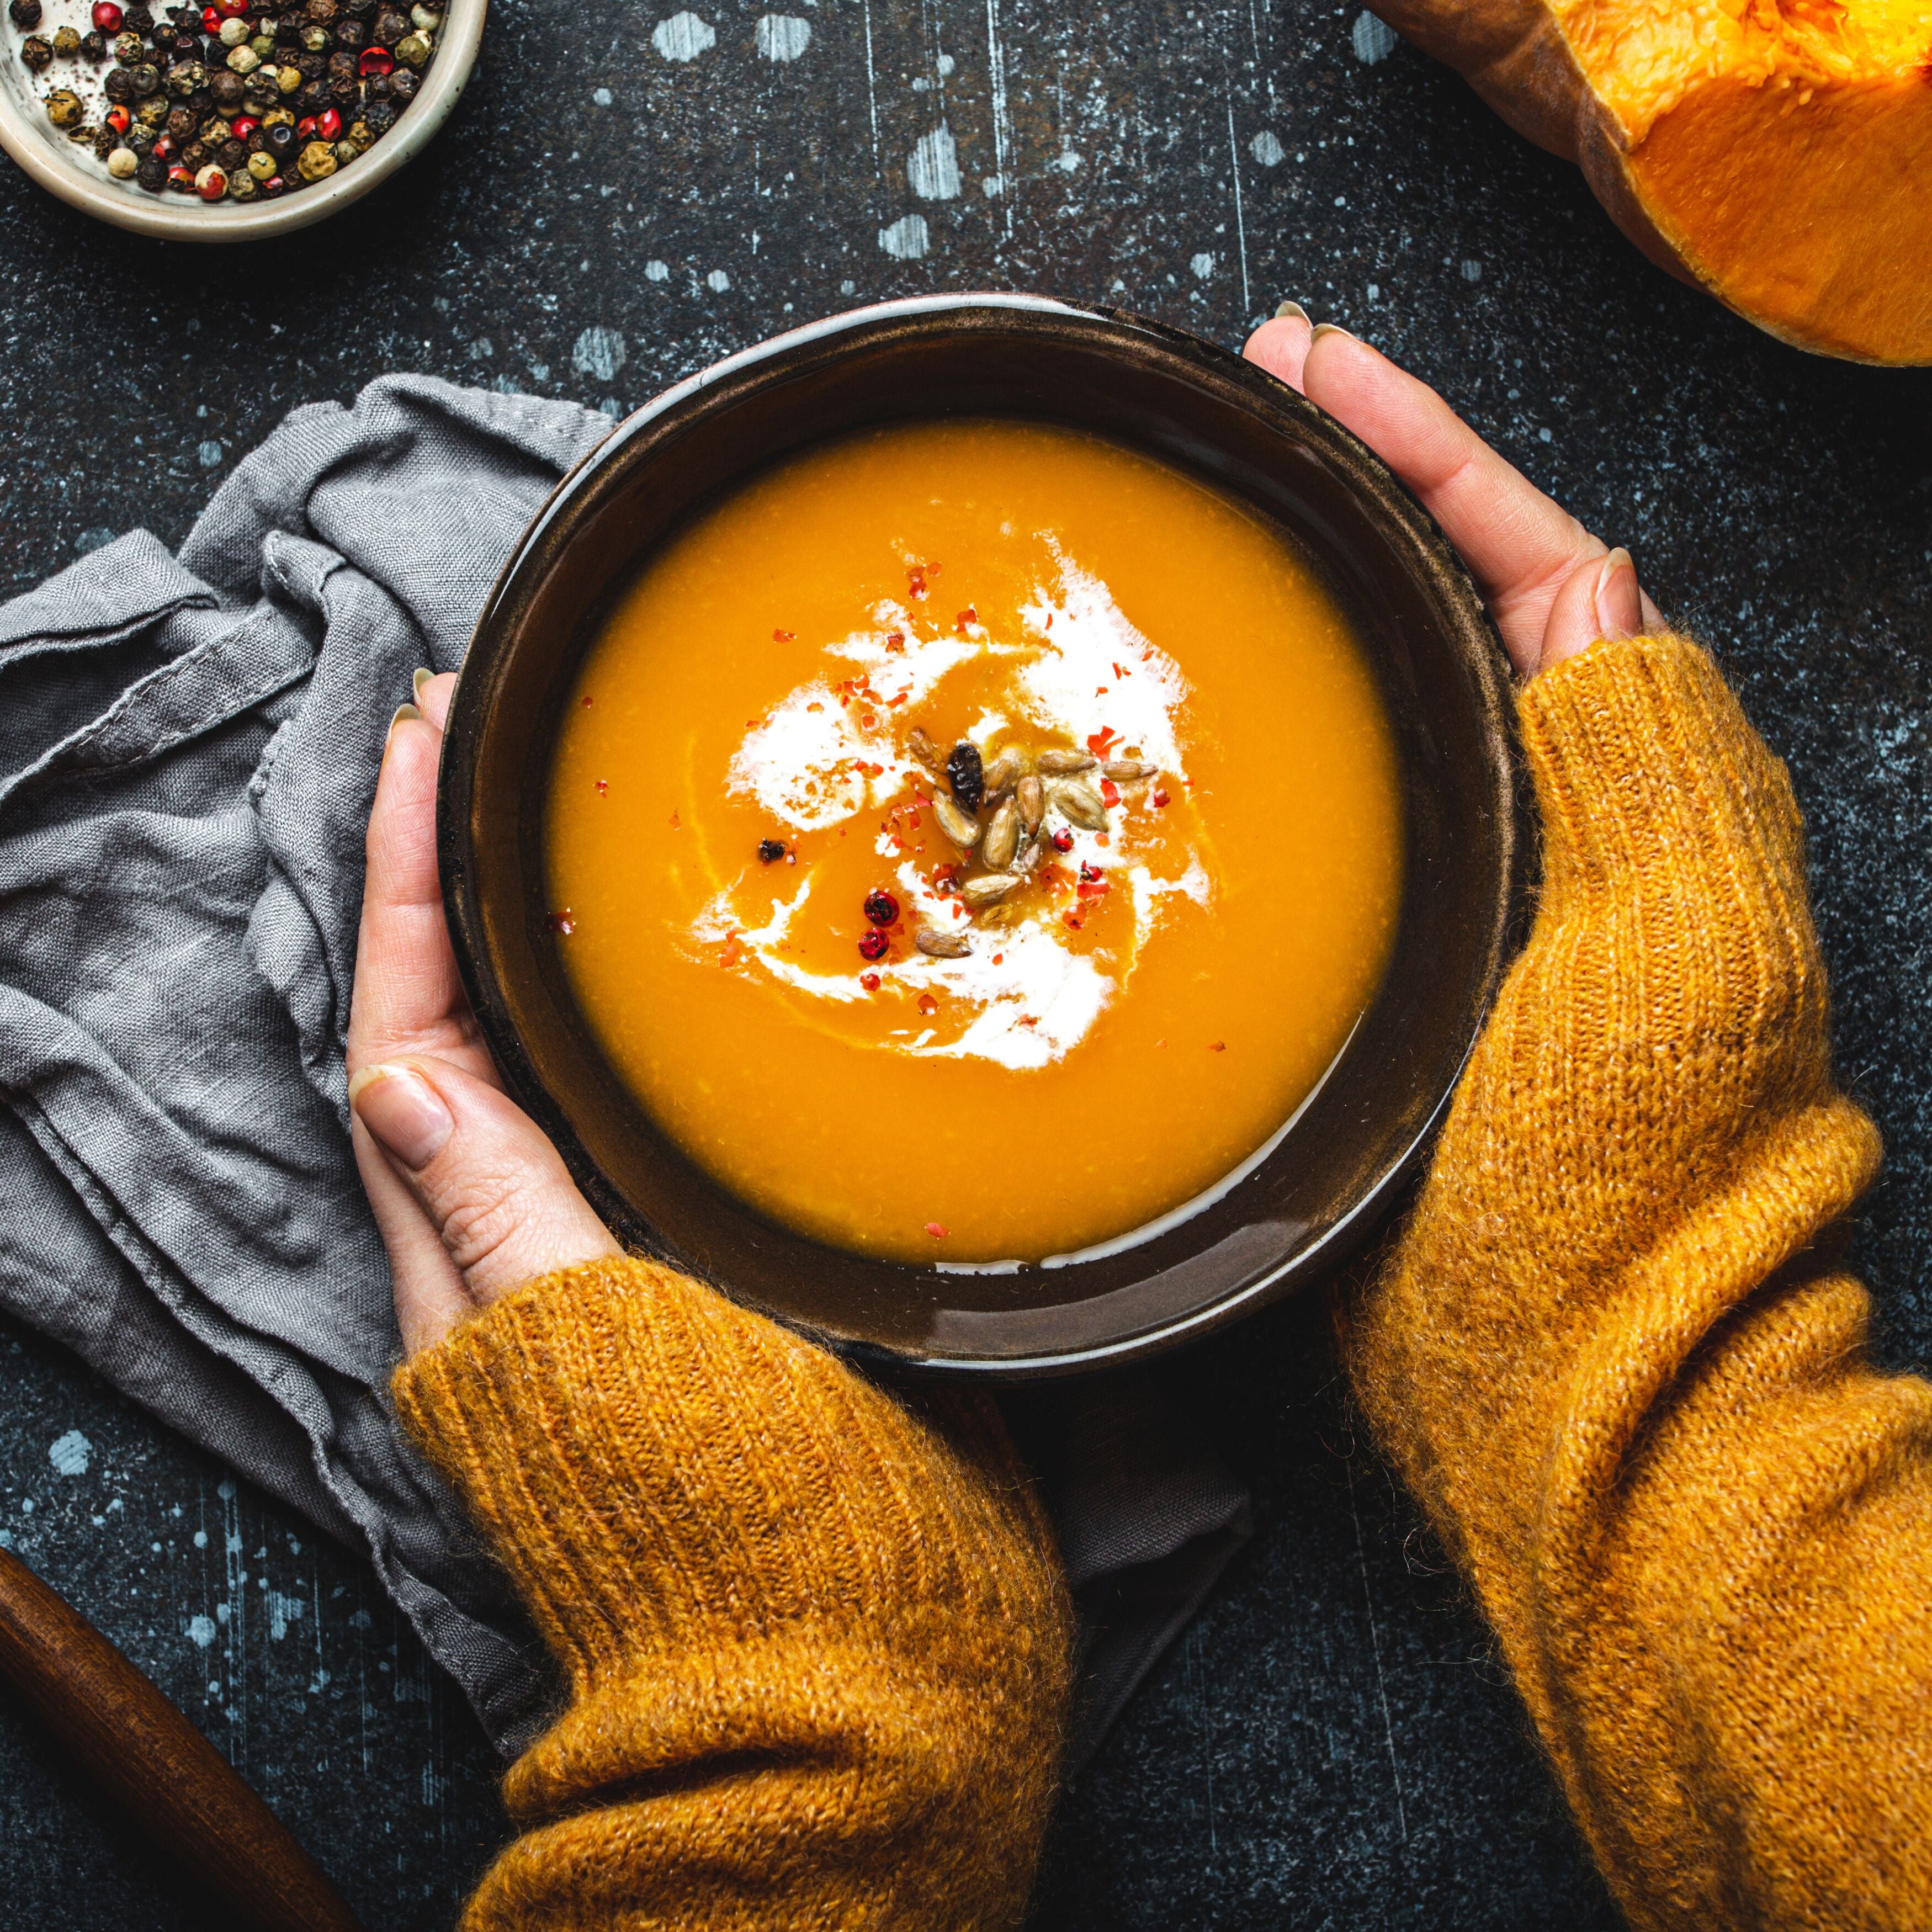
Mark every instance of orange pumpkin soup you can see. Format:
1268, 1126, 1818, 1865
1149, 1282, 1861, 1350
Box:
546, 419, 1403, 1265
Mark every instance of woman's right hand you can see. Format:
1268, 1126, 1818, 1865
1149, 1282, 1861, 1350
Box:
1244, 308, 1664, 679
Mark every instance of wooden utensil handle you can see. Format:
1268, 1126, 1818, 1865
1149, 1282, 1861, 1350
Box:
0, 1546, 363, 1932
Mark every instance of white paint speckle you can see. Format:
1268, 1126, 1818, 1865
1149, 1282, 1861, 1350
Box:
468, 337, 493, 359
591, 85, 613, 105
936, 51, 954, 76
1539, 427, 1553, 442
707, 268, 731, 291
572, 325, 628, 383
1250, 130, 1285, 166
528, 360, 550, 381
839, 278, 856, 294
186, 1614, 217, 1648
1461, 258, 1483, 282
644, 259, 670, 282
47, 1430, 91, 1477
651, 11, 714, 61
599, 398, 623, 420
981, 174, 1003, 198
878, 213, 930, 260
1054, 149, 1082, 172
907, 122, 960, 200
1189, 251, 1215, 279
1351, 9, 1398, 62
755, 13, 810, 60
197, 440, 223, 469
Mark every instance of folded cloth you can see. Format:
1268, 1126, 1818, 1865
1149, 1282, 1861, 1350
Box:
0, 374, 1250, 1760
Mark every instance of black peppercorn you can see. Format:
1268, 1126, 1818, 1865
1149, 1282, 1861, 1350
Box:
758, 839, 787, 864
137, 151, 167, 189
7, 0, 40, 27
102, 62, 134, 95
361, 68, 387, 97
80, 28, 106, 57
263, 116, 294, 156
330, 16, 360, 45
210, 67, 242, 105
370, 7, 402, 42
19, 34, 54, 67
359, 97, 392, 133
164, 57, 204, 91
292, 47, 321, 72
186, 82, 210, 109
325, 47, 351, 73
164, 101, 193, 135
179, 137, 206, 167
130, 59, 158, 89
294, 76, 326, 109
305, 0, 336, 19
386, 63, 413, 97
326, 68, 352, 97
217, 135, 244, 167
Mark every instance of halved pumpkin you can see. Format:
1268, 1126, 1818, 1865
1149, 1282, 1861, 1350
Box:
1373, 0, 1932, 364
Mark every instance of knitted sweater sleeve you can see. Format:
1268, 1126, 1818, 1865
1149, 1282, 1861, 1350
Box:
1350, 634, 1932, 1930
391, 1255, 1074, 1932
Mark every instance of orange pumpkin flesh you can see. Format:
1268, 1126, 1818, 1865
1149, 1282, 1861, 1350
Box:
1374, 0, 1932, 364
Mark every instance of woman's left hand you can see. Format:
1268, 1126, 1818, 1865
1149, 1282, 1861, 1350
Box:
346, 674, 619, 1358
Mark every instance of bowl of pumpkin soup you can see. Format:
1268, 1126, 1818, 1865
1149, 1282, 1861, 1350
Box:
440, 295, 1524, 1373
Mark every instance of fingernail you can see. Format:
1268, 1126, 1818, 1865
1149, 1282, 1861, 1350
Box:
1273, 300, 1309, 323
412, 666, 433, 702
349, 1063, 453, 1170
1310, 322, 1357, 343
385, 702, 421, 751
1593, 546, 1642, 642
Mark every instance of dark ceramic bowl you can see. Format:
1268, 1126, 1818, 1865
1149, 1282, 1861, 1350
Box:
440, 294, 1524, 1377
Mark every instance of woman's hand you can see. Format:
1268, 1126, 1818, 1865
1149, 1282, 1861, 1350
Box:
1244, 309, 1663, 678
346, 673, 619, 1358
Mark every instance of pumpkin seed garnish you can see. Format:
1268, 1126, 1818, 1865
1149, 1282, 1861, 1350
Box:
932, 795, 980, 848
1039, 749, 1097, 774
915, 925, 973, 957
983, 796, 1020, 869
1102, 759, 1159, 781
1048, 776, 1108, 830
1017, 773, 1044, 835
982, 747, 1025, 794
960, 873, 1020, 908
908, 725, 946, 773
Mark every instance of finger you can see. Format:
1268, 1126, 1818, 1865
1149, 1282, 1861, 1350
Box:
1243, 303, 1314, 393
1541, 546, 1644, 676
347, 705, 495, 1081
349, 1057, 620, 1328
413, 667, 458, 733
352, 1113, 472, 1356
1298, 330, 1606, 677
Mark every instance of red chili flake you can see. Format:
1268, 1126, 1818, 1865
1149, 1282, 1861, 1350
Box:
860, 712, 878, 729
1095, 686, 1108, 697
1209, 1040, 1226, 1052
806, 701, 824, 713
1155, 1038, 1166, 1048
991, 952, 1004, 965
1051, 828, 1075, 853
1112, 661, 1131, 680
1151, 789, 1172, 809
885, 631, 906, 653
888, 692, 907, 707
925, 1222, 948, 1239
860, 761, 885, 779
1064, 914, 1084, 930
595, 778, 609, 796
858, 928, 890, 962
1087, 726, 1119, 757
773, 628, 795, 642
1017, 1015, 1038, 1028
955, 606, 978, 631
918, 992, 940, 1016
1095, 833, 1111, 848
669, 810, 681, 829
860, 971, 881, 991
581, 695, 593, 707
907, 567, 928, 601
931, 863, 960, 892
863, 889, 900, 926
1078, 881, 1108, 901
719, 932, 745, 969
544, 910, 576, 935
1100, 778, 1120, 806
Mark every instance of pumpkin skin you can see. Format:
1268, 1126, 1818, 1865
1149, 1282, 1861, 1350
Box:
1372, 0, 1932, 365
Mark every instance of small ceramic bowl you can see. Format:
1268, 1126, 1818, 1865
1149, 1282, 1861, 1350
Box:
0, 0, 481, 241
442, 294, 1526, 1377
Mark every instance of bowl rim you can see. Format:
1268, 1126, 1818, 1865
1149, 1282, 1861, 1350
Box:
0, 0, 484, 241
442, 292, 1527, 1377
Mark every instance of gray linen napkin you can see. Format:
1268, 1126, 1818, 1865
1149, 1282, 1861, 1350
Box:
0, 373, 1250, 1764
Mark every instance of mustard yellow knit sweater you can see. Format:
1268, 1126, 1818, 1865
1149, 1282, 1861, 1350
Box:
397, 634, 1932, 1930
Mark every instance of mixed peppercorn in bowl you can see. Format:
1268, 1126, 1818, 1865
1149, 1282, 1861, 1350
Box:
9, 0, 437, 200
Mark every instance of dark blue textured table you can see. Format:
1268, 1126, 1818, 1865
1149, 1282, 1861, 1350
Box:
1, 0, 1928, 1922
